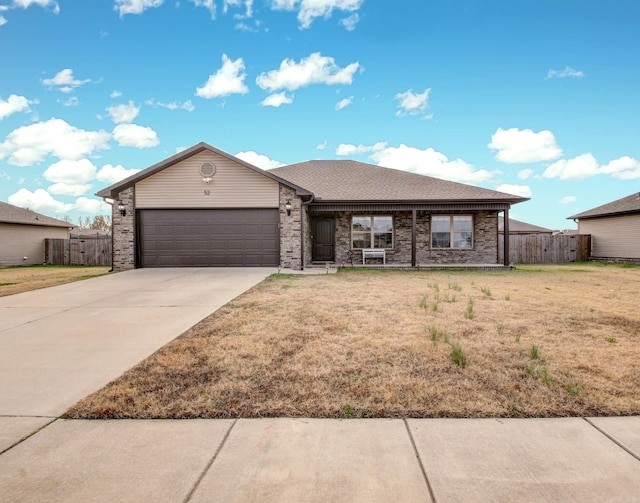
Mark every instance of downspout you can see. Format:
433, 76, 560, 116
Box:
300, 194, 315, 270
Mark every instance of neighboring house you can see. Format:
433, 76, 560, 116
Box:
0, 201, 72, 267
568, 192, 640, 261
498, 216, 553, 235
97, 142, 528, 271
70, 228, 111, 239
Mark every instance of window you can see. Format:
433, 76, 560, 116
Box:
431, 215, 473, 249
351, 216, 393, 249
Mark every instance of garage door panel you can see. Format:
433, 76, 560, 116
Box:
138, 209, 279, 267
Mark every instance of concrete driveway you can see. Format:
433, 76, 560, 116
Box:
0, 267, 275, 423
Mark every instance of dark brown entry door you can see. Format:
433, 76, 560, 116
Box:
312, 217, 335, 262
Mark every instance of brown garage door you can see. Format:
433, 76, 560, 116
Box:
137, 209, 279, 267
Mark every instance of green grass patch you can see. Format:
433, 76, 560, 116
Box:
450, 344, 468, 368
464, 296, 474, 319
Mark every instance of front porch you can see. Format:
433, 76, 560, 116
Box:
304, 206, 515, 269
305, 262, 515, 271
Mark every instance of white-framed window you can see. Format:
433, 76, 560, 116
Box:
351, 216, 393, 249
431, 215, 473, 249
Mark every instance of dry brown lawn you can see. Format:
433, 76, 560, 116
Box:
66, 264, 640, 419
0, 265, 110, 297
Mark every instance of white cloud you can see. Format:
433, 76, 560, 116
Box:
114, 0, 163, 16
42, 68, 91, 92
601, 156, 640, 180
107, 101, 140, 124
371, 144, 496, 184
12, 0, 59, 10
73, 197, 111, 213
59, 96, 79, 107
316, 139, 328, 150
235, 150, 285, 170
256, 52, 360, 92
542, 153, 599, 180
517, 168, 535, 180
145, 99, 195, 112
0, 119, 110, 166
335, 96, 353, 111
112, 123, 159, 148
110, 90, 122, 98
543, 154, 640, 181
96, 163, 141, 183
495, 184, 532, 198
270, 0, 363, 29
43, 158, 97, 184
196, 54, 249, 99
47, 183, 92, 196
0, 15, 7, 26
546, 66, 585, 80
191, 0, 216, 17
340, 12, 359, 30
488, 127, 562, 164
395, 88, 431, 117
9, 188, 72, 213
560, 196, 576, 204
336, 141, 387, 156
0, 94, 36, 119
260, 92, 293, 107
223, 0, 252, 16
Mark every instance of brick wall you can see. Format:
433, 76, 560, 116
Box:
319, 210, 499, 266
112, 187, 135, 271
279, 185, 302, 270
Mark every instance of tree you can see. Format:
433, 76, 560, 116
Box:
89, 215, 112, 232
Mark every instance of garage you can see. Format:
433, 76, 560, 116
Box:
137, 209, 279, 267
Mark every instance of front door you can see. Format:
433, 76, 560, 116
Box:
312, 217, 335, 262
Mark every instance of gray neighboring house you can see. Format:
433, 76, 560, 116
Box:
97, 142, 528, 271
498, 216, 553, 235
0, 201, 71, 266
569, 192, 640, 261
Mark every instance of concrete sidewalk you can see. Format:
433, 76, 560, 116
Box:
0, 416, 639, 502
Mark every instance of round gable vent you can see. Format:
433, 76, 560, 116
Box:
200, 162, 216, 183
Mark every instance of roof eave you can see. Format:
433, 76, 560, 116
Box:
568, 209, 640, 220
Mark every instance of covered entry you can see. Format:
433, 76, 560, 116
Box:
137, 208, 279, 267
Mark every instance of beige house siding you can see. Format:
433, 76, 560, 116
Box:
135, 151, 279, 208
579, 214, 640, 259
0, 223, 69, 266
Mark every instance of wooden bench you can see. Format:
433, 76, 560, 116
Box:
362, 248, 386, 265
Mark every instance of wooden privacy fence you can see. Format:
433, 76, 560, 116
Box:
45, 237, 112, 266
498, 234, 591, 264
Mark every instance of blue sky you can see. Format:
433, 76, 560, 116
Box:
1, 0, 639, 230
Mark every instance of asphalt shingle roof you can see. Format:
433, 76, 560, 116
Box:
568, 192, 640, 219
0, 201, 72, 228
271, 160, 527, 203
498, 216, 553, 233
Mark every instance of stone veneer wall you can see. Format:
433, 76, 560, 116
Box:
112, 186, 136, 271
327, 210, 499, 266
279, 185, 303, 270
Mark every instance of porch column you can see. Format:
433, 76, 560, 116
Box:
503, 208, 510, 266
411, 209, 417, 267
